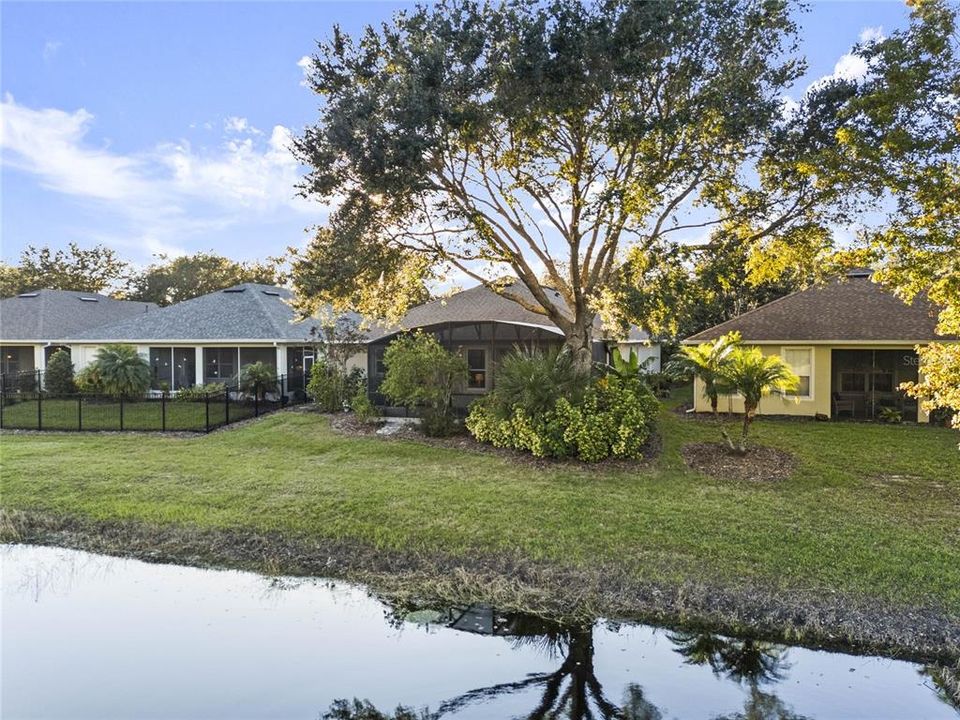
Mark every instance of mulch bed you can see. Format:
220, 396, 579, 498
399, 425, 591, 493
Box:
681, 441, 797, 482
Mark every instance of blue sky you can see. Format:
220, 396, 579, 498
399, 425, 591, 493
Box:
1, 1, 914, 269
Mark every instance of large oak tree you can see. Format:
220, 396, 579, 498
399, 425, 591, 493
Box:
293, 0, 857, 370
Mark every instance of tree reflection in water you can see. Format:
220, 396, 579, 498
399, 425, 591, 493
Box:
668, 630, 808, 720
321, 604, 952, 720
322, 603, 663, 719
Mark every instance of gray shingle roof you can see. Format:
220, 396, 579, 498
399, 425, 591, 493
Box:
684, 272, 954, 344
71, 283, 362, 343
379, 282, 650, 342
0, 290, 156, 342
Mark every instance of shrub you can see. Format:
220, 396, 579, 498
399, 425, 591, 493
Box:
467, 375, 658, 462
94, 344, 151, 397
44, 350, 77, 396
175, 383, 226, 401
380, 331, 468, 437
239, 362, 276, 399
17, 371, 39, 394
490, 346, 588, 418
878, 406, 903, 424
349, 387, 379, 424
75, 364, 104, 394
308, 361, 365, 412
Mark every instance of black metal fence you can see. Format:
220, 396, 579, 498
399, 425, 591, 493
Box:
0, 373, 307, 433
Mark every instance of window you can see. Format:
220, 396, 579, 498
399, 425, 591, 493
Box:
173, 348, 196, 390
204, 347, 238, 384
466, 348, 487, 390
782, 347, 812, 398
239, 347, 276, 372
840, 372, 865, 393
872, 371, 893, 393
373, 347, 387, 378
149, 347, 173, 390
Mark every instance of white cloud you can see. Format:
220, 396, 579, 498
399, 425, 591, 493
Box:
859, 26, 885, 44
780, 95, 800, 119
806, 26, 885, 93
0, 94, 330, 260
297, 55, 312, 88
224, 115, 261, 135
830, 53, 870, 82
42, 41, 62, 63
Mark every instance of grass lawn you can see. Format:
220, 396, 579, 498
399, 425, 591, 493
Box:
2, 389, 959, 620
0, 397, 256, 432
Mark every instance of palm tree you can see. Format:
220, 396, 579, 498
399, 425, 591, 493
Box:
94, 344, 151, 398
666, 332, 741, 418
719, 347, 799, 454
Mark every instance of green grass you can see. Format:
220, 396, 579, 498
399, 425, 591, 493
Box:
2, 391, 959, 614
0, 397, 255, 432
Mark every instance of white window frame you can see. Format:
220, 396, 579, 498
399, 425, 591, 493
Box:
463, 346, 490, 393
781, 346, 814, 400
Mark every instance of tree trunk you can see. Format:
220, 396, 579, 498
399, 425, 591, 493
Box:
736, 403, 755, 455
563, 319, 594, 375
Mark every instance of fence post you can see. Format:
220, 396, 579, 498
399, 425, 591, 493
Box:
78, 395, 82, 431
119, 395, 124, 431
254, 383, 260, 417
37, 387, 42, 431
205, 394, 210, 433
161, 393, 166, 432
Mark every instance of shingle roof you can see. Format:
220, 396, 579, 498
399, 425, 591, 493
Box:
380, 282, 651, 342
71, 283, 365, 343
683, 271, 953, 344
0, 290, 156, 342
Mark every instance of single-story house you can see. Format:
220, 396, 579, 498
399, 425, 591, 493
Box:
0, 289, 156, 379
65, 283, 367, 392
366, 282, 661, 409
682, 269, 955, 423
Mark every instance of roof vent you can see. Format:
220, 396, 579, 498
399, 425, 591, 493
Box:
261, 290, 281, 296
79, 296, 99, 302
846, 268, 872, 278
17, 292, 39, 298
222, 288, 246, 293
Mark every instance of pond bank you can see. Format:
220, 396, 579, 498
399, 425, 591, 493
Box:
5, 508, 958, 665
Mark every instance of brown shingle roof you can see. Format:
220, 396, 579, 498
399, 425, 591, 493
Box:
376, 282, 650, 342
683, 272, 953, 344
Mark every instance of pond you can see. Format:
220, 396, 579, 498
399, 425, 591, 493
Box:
2, 544, 956, 719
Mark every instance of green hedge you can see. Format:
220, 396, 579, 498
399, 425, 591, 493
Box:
467, 375, 659, 462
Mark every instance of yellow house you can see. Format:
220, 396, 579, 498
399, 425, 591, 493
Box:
682, 270, 956, 423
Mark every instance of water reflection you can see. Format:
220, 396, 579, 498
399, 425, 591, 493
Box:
322, 606, 814, 719
4, 545, 957, 720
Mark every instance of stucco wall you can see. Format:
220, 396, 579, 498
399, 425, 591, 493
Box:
690, 343, 929, 422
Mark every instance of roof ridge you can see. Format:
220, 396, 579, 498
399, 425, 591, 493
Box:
249, 285, 287, 338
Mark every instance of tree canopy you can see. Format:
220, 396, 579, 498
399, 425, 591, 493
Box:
123, 252, 284, 306
1, 243, 128, 297
293, 0, 864, 368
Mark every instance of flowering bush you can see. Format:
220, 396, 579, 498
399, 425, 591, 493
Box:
467, 375, 658, 462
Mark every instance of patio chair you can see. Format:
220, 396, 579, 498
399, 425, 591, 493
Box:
832, 392, 856, 419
